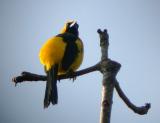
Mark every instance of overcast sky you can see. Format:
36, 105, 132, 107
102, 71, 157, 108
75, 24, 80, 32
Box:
1, 0, 160, 123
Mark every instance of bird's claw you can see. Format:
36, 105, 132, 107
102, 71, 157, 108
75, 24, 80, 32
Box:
67, 70, 77, 82
69, 75, 77, 82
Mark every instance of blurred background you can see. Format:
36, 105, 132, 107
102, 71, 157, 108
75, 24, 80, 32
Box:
1, 0, 160, 123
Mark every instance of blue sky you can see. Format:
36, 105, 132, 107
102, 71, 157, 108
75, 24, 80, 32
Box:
1, 0, 160, 123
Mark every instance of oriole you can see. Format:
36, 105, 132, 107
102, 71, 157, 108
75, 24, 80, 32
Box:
39, 21, 84, 108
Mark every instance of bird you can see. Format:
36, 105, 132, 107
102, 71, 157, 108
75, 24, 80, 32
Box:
39, 20, 84, 108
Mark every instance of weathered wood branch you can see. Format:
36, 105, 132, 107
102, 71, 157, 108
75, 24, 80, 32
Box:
12, 63, 100, 84
12, 28, 150, 123
97, 29, 150, 123
98, 29, 121, 123
115, 80, 151, 115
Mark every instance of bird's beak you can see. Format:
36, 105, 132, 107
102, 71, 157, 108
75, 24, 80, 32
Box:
70, 21, 78, 29
70, 21, 76, 27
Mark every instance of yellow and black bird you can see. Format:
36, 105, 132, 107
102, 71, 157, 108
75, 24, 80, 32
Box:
39, 21, 84, 108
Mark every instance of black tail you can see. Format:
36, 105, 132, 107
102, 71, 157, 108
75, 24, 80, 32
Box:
44, 65, 58, 108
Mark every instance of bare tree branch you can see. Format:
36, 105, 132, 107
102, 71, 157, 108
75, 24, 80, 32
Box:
12, 63, 100, 84
11, 28, 151, 123
98, 29, 120, 123
97, 29, 150, 123
115, 80, 151, 115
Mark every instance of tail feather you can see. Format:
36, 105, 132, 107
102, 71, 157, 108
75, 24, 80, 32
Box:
44, 65, 58, 108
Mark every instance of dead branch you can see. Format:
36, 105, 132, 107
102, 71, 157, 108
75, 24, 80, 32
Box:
12, 28, 151, 123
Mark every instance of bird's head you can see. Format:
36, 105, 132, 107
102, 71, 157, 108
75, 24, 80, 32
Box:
60, 20, 79, 37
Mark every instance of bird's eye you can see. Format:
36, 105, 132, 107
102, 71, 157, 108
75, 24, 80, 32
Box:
66, 22, 72, 27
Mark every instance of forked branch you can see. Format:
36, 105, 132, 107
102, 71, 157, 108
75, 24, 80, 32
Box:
12, 28, 150, 123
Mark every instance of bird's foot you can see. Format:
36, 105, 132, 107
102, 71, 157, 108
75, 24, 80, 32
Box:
67, 70, 77, 82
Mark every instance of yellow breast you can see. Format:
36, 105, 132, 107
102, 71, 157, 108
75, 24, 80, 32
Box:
39, 36, 66, 71
39, 36, 84, 74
